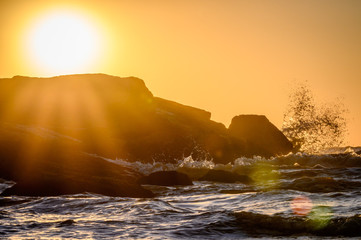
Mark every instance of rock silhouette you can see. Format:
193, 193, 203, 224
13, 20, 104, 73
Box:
228, 115, 293, 157
0, 123, 153, 197
0, 73, 292, 197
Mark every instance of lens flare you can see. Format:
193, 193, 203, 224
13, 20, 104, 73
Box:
290, 196, 334, 230
308, 205, 333, 230
290, 196, 312, 216
250, 163, 280, 189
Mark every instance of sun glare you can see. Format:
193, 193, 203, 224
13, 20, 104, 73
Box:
26, 9, 102, 75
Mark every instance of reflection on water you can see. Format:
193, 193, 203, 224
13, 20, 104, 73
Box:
1, 181, 360, 239
1, 149, 361, 238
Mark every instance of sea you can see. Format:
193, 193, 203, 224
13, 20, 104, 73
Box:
1, 147, 361, 239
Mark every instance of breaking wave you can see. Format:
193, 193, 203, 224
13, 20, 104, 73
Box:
2, 147, 361, 238
234, 211, 361, 237
103, 147, 361, 176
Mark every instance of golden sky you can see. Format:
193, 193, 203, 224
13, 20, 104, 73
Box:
1, 0, 360, 146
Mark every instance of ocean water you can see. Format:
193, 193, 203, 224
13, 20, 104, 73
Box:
1, 147, 361, 239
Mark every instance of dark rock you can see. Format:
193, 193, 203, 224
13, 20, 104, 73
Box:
0, 74, 291, 164
149, 97, 234, 164
228, 115, 293, 157
0, 123, 153, 198
0, 74, 231, 163
198, 170, 253, 184
138, 171, 193, 186
0, 74, 295, 197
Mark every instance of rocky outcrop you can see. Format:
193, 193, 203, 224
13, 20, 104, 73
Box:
0, 74, 154, 127
0, 74, 293, 197
198, 170, 253, 184
148, 97, 235, 164
0, 74, 292, 164
228, 115, 293, 157
138, 171, 193, 186
0, 123, 153, 197
154, 97, 211, 121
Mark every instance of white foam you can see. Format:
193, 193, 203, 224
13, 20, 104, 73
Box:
97, 149, 361, 176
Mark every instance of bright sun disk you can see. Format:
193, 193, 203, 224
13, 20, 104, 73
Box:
26, 9, 101, 75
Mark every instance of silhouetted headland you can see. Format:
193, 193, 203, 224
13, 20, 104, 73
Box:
0, 74, 292, 197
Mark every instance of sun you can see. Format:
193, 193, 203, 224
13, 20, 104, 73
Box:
26, 9, 102, 75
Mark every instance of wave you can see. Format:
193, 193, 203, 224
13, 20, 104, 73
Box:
281, 167, 361, 180
104, 149, 361, 177
0, 179, 15, 195
281, 176, 361, 193
97, 150, 361, 194
234, 211, 361, 237
274, 150, 361, 168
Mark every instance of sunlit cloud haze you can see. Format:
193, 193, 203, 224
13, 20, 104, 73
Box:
1, 0, 360, 146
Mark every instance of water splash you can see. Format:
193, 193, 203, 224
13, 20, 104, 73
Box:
98, 148, 361, 177
282, 81, 348, 153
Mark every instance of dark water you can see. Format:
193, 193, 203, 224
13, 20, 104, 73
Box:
1, 148, 361, 239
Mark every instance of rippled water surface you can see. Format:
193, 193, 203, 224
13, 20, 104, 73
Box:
1, 150, 361, 239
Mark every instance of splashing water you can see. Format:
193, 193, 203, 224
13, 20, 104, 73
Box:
282, 81, 348, 153
1, 148, 361, 238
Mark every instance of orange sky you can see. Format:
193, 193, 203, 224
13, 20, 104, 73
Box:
1, 0, 360, 146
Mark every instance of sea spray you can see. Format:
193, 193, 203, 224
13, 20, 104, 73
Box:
282, 81, 348, 153
97, 147, 361, 177
1, 149, 361, 238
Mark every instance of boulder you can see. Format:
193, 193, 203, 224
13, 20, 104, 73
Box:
0, 123, 153, 198
148, 97, 233, 164
0, 74, 231, 163
138, 171, 193, 186
0, 74, 293, 165
198, 169, 253, 184
228, 115, 293, 157
0, 74, 296, 198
